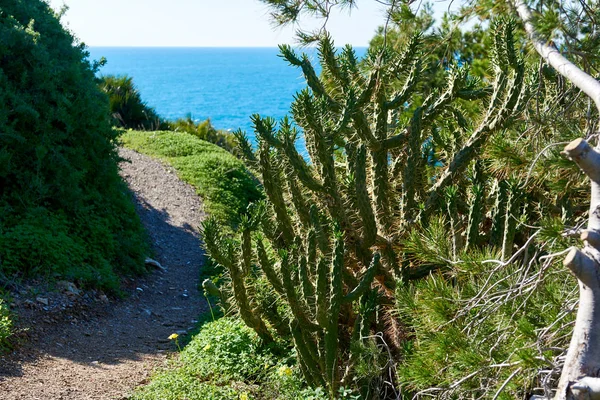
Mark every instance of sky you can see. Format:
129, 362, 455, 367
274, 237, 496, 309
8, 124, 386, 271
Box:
46, 0, 396, 47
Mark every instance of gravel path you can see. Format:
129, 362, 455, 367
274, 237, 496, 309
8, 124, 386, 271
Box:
0, 148, 208, 399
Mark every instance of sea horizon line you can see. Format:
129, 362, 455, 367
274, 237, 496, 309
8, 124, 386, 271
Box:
87, 45, 369, 49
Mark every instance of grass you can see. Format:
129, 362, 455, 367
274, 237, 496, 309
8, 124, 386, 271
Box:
165, 116, 238, 154
132, 318, 340, 400
122, 130, 345, 399
120, 130, 263, 226
131, 318, 290, 400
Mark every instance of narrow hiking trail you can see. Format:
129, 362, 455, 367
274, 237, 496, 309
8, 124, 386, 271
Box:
0, 148, 208, 400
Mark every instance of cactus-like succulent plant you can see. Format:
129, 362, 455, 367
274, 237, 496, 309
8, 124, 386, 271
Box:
203, 20, 528, 395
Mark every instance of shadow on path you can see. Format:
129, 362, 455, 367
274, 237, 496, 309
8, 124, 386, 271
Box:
0, 148, 208, 400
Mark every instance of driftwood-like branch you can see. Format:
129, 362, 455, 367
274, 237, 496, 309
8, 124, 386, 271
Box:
562, 138, 600, 183
552, 138, 600, 400
581, 230, 600, 252
510, 0, 600, 397
563, 138, 600, 237
512, 0, 600, 112
563, 248, 597, 287
570, 377, 600, 400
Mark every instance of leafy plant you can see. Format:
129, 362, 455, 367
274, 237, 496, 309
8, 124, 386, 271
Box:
0, 298, 12, 352
99, 75, 164, 130
133, 318, 284, 400
165, 116, 238, 154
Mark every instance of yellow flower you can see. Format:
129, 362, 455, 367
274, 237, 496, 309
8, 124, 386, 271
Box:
203, 343, 211, 351
239, 393, 249, 400
277, 365, 293, 377
168, 333, 179, 340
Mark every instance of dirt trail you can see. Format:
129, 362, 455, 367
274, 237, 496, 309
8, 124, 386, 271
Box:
0, 148, 208, 400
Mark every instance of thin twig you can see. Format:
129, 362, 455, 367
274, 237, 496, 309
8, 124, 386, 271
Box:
523, 141, 570, 186
491, 367, 522, 400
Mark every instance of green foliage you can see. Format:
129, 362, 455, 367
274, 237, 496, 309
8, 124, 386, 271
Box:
204, 7, 599, 395
203, 19, 529, 394
132, 373, 239, 400
180, 318, 278, 383
0, 298, 12, 351
133, 317, 360, 400
0, 208, 121, 289
0, 0, 148, 289
132, 318, 285, 400
99, 76, 239, 154
165, 115, 238, 154
258, 0, 359, 43
99, 75, 163, 130
120, 130, 263, 226
132, 319, 249, 400
396, 254, 575, 399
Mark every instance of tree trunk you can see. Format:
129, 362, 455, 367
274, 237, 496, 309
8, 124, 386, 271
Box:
509, 1, 600, 398
556, 139, 600, 399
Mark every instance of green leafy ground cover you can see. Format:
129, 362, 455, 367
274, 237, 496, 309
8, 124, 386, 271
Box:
122, 131, 354, 399
120, 130, 262, 226
133, 318, 287, 400
132, 318, 358, 400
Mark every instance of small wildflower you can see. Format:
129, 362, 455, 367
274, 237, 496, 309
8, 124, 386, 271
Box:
203, 343, 211, 351
239, 393, 249, 400
277, 365, 293, 377
168, 333, 179, 340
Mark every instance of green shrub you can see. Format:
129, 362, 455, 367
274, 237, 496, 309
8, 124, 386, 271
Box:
165, 116, 238, 154
395, 255, 574, 398
132, 318, 277, 400
0, 0, 148, 289
99, 75, 164, 130
133, 371, 239, 400
132, 317, 358, 400
180, 318, 276, 382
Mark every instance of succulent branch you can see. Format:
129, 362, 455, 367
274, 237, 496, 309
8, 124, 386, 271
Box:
208, 24, 534, 393
422, 20, 527, 217
279, 45, 328, 99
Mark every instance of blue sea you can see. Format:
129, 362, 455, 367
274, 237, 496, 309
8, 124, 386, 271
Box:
88, 47, 366, 139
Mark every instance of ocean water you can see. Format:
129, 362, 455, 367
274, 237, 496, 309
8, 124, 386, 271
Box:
88, 47, 366, 140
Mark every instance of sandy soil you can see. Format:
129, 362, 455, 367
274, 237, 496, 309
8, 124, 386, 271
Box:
0, 148, 208, 399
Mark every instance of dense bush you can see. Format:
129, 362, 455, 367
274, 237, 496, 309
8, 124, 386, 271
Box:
0, 0, 148, 290
99, 75, 164, 130
165, 116, 238, 154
